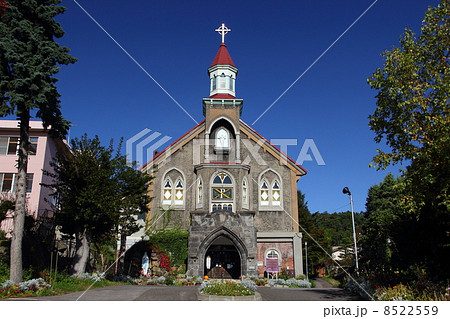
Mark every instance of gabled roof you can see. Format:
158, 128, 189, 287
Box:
139, 118, 307, 177
139, 120, 206, 171
210, 43, 235, 67
239, 120, 307, 176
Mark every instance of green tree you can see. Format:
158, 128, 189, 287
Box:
367, 0, 450, 279
297, 190, 331, 277
360, 174, 402, 275
45, 135, 152, 276
0, 0, 76, 283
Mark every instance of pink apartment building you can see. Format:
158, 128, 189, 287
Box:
0, 120, 65, 236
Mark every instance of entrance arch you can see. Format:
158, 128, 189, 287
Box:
198, 226, 248, 279
204, 236, 241, 279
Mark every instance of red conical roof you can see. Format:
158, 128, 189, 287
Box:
210, 43, 235, 67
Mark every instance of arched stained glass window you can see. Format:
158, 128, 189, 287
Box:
162, 179, 173, 206
260, 180, 269, 206
161, 173, 185, 208
272, 180, 281, 206
259, 172, 283, 209
211, 172, 234, 212
174, 179, 184, 206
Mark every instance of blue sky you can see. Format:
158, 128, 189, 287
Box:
43, 0, 434, 214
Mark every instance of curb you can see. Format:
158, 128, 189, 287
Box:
198, 288, 262, 301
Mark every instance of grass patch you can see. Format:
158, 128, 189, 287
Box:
322, 277, 341, 288
49, 277, 128, 295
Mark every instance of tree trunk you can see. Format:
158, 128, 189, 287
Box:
116, 231, 127, 276
72, 227, 91, 276
10, 114, 30, 284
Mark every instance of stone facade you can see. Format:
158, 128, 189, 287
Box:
140, 36, 307, 279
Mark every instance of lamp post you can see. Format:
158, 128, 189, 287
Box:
305, 241, 309, 281
342, 187, 359, 274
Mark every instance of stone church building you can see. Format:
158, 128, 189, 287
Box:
141, 25, 307, 279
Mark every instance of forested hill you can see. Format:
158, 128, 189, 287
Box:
311, 211, 365, 247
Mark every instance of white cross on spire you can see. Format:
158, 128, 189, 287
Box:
215, 23, 231, 43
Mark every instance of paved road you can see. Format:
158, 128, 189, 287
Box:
14, 285, 200, 301
9, 281, 360, 301
257, 287, 361, 301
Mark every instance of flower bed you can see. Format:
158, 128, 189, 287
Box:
201, 280, 255, 296
1, 278, 51, 298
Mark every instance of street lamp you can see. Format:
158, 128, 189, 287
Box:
305, 241, 309, 281
342, 187, 359, 274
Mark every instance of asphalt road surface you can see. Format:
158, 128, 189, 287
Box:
10, 280, 361, 301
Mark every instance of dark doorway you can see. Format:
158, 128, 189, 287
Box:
204, 236, 241, 279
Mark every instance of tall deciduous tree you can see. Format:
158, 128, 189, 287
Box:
367, 0, 449, 279
46, 135, 119, 276
0, 0, 76, 283
45, 135, 151, 276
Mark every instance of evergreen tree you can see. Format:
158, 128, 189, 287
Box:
297, 190, 331, 277
0, 0, 76, 283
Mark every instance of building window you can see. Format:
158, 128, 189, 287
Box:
0, 173, 14, 193
211, 172, 234, 212
162, 178, 173, 206
272, 180, 281, 206
259, 174, 282, 209
220, 73, 226, 88
0, 137, 19, 156
230, 76, 234, 91
162, 174, 185, 208
0, 173, 33, 193
215, 128, 229, 150
174, 178, 184, 206
196, 178, 203, 208
260, 179, 269, 206
242, 177, 249, 209
212, 76, 216, 90
265, 249, 281, 266
29, 137, 38, 156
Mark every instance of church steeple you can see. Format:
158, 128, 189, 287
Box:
203, 24, 244, 163
208, 23, 238, 99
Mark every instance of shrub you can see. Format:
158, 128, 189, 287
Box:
285, 278, 312, 288
373, 284, 415, 301
165, 276, 175, 286
73, 272, 105, 281
241, 278, 257, 291
267, 278, 286, 287
156, 276, 166, 284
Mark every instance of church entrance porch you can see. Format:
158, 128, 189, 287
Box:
187, 211, 258, 278
204, 236, 241, 279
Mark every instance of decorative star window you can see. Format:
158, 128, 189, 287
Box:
211, 172, 234, 212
